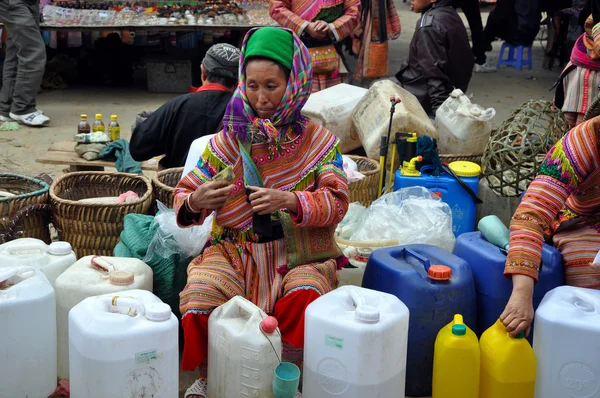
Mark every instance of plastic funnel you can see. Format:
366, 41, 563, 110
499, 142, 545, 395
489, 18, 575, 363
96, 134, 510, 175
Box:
272, 362, 300, 398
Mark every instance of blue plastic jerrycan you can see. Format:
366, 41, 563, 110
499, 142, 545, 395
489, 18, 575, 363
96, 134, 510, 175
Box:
362, 244, 477, 397
452, 231, 564, 342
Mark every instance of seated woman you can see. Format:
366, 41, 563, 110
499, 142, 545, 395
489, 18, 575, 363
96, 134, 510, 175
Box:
174, 27, 349, 398
554, 14, 600, 129
500, 116, 600, 338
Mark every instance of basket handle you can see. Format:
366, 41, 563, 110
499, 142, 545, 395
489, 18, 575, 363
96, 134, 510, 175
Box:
1, 204, 51, 243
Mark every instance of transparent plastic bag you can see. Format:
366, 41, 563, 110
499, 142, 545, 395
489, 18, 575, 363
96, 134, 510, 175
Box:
336, 202, 367, 239
143, 201, 214, 262
348, 186, 456, 252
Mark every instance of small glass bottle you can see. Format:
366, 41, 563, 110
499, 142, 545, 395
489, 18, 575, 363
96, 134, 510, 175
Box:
108, 115, 120, 141
77, 114, 91, 135
93, 114, 105, 132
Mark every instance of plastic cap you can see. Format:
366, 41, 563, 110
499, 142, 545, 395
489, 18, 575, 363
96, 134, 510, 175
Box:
448, 161, 481, 177
95, 114, 102, 119
428, 265, 452, 281
48, 242, 72, 255
452, 324, 467, 336
260, 316, 279, 334
111, 115, 118, 120
109, 270, 134, 285
145, 303, 172, 321
515, 331, 525, 339
355, 305, 380, 323
81, 114, 87, 119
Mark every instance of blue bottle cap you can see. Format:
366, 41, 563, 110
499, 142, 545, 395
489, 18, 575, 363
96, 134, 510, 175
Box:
452, 324, 466, 336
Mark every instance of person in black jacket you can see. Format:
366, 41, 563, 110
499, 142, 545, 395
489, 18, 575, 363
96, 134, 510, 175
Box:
130, 43, 241, 170
395, 0, 474, 116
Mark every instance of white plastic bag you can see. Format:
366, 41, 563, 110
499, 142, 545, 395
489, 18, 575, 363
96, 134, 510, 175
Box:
143, 201, 214, 262
348, 186, 456, 252
435, 88, 496, 155
342, 155, 365, 182
336, 202, 367, 239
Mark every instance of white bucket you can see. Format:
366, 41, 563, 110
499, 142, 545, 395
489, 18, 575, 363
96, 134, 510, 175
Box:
0, 266, 57, 398
208, 296, 282, 398
69, 289, 178, 398
303, 285, 410, 398
55, 255, 153, 379
0, 237, 76, 288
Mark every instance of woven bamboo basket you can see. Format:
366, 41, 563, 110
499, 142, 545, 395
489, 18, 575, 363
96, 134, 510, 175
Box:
347, 155, 380, 207
50, 172, 153, 257
0, 174, 51, 244
152, 167, 183, 209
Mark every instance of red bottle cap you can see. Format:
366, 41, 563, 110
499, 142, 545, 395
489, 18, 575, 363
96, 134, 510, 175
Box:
428, 265, 452, 281
260, 316, 278, 334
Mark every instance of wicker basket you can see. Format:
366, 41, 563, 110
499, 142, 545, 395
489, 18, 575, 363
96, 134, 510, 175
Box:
152, 167, 183, 208
347, 155, 380, 207
50, 172, 153, 257
0, 174, 51, 244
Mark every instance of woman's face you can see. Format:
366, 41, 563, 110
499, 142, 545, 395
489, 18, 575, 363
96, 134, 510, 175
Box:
245, 59, 288, 120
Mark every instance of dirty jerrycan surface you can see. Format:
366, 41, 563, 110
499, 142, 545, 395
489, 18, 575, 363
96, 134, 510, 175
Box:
480, 319, 536, 398
533, 286, 600, 398
432, 314, 480, 398
208, 296, 282, 398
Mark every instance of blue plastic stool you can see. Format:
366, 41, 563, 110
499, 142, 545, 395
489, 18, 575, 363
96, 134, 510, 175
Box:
496, 43, 533, 71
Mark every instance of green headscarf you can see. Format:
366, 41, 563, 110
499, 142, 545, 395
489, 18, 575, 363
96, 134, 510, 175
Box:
243, 27, 294, 70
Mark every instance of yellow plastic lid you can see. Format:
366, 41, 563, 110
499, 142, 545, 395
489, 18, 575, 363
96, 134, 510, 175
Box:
81, 114, 88, 120
111, 115, 118, 121
448, 161, 481, 177
95, 114, 103, 120
407, 132, 418, 143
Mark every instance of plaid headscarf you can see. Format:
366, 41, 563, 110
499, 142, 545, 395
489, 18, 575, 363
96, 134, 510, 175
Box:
222, 27, 313, 145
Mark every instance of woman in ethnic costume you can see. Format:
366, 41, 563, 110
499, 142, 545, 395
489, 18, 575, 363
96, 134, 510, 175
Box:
175, 27, 349, 398
501, 116, 600, 338
269, 0, 360, 92
554, 14, 600, 128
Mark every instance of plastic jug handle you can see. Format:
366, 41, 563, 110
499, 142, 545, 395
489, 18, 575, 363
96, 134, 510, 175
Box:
0, 266, 35, 285
0, 267, 20, 284
349, 288, 366, 308
401, 248, 431, 271
104, 296, 145, 317
90, 256, 114, 276
4, 241, 48, 255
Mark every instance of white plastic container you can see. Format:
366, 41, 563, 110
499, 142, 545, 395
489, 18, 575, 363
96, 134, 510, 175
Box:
69, 289, 178, 398
533, 286, 600, 398
303, 285, 410, 398
0, 266, 57, 398
208, 296, 282, 398
0, 237, 76, 288
352, 80, 437, 162
435, 89, 496, 155
182, 133, 216, 177
55, 255, 153, 379
302, 83, 368, 153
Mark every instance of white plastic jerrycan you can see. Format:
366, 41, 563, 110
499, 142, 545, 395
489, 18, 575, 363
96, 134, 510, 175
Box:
0, 237, 76, 288
208, 295, 283, 398
55, 255, 153, 379
534, 286, 600, 398
0, 266, 57, 398
69, 289, 178, 398
303, 285, 410, 398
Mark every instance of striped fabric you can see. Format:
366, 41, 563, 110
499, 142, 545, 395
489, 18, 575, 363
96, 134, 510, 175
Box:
505, 116, 600, 284
179, 235, 339, 317
269, 0, 361, 92
560, 62, 600, 123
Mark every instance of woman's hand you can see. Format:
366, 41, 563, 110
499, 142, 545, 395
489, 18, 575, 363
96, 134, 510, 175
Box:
247, 186, 298, 215
500, 274, 535, 337
306, 21, 329, 40
189, 180, 235, 210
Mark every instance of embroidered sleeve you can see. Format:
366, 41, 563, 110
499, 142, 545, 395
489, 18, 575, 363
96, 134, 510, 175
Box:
269, 0, 310, 37
174, 145, 223, 228
292, 147, 349, 227
329, 0, 361, 42
504, 120, 600, 281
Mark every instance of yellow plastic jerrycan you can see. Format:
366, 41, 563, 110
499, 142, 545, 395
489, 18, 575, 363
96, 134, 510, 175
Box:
432, 314, 480, 398
479, 319, 536, 398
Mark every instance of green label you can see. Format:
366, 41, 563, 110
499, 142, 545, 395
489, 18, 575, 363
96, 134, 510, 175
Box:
325, 335, 344, 349
135, 350, 157, 365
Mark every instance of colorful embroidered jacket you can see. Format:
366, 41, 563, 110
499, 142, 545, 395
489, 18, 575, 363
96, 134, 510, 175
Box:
504, 117, 600, 281
174, 121, 349, 243
269, 0, 360, 43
